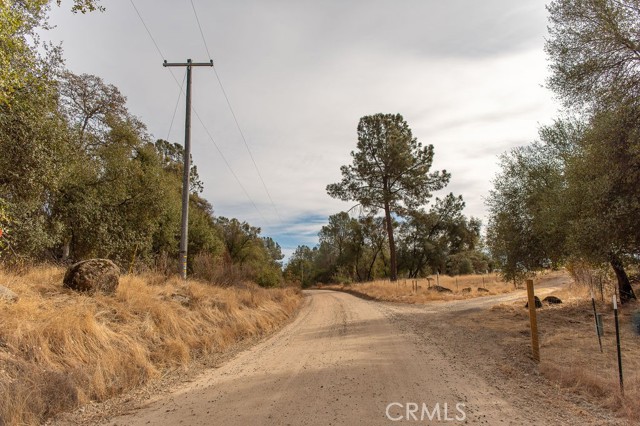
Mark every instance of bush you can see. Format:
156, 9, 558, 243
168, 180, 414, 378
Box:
255, 266, 282, 288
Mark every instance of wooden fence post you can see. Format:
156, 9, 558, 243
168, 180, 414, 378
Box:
526, 279, 540, 362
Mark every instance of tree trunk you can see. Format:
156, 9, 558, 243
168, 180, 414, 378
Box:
367, 250, 379, 282
62, 240, 70, 260
610, 253, 637, 303
384, 200, 397, 281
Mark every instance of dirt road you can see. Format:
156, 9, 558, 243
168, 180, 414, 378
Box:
102, 289, 621, 425
411, 275, 566, 314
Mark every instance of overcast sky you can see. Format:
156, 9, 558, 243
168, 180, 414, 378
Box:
45, 0, 560, 259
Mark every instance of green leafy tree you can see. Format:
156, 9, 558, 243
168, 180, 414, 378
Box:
316, 212, 390, 283
214, 217, 283, 286
488, 114, 638, 301
215, 217, 262, 265
54, 116, 168, 263
446, 251, 490, 276
187, 195, 223, 264
546, 0, 640, 112
358, 215, 388, 281
150, 140, 208, 263
154, 139, 203, 194
317, 212, 361, 281
0, 0, 105, 258
318, 212, 354, 266
52, 72, 163, 263
0, 0, 103, 106
58, 0, 104, 14
284, 245, 316, 287
543, 0, 639, 302
0, 1, 293, 286
263, 236, 285, 268
564, 106, 640, 302
1, 0, 55, 106
327, 113, 450, 281
0, 197, 11, 256
59, 71, 127, 149
257, 237, 285, 287
397, 194, 480, 277
486, 122, 574, 285
0, 80, 71, 257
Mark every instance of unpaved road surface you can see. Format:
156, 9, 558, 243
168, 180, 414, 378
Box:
102, 288, 622, 426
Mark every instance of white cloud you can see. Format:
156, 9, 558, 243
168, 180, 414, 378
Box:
44, 0, 559, 249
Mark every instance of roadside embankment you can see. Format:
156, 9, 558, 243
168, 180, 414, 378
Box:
0, 266, 302, 425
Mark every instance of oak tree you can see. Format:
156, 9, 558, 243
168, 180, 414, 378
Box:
546, 0, 640, 112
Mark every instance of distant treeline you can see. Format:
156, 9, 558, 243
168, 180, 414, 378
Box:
285, 197, 491, 287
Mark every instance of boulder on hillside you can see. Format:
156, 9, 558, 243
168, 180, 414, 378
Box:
461, 287, 472, 293
0, 285, 18, 302
525, 296, 542, 309
428, 285, 453, 293
543, 296, 563, 305
63, 259, 120, 295
477, 287, 490, 293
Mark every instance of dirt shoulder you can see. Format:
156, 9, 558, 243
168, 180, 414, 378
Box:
48, 307, 304, 426
379, 282, 638, 425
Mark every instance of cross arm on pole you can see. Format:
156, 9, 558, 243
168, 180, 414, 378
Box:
163, 59, 213, 67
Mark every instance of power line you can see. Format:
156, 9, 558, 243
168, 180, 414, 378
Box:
128, 0, 268, 223
189, 0, 283, 223
213, 72, 283, 222
189, 0, 212, 60
166, 69, 187, 141
192, 108, 267, 223
165, 68, 267, 225
128, 0, 165, 59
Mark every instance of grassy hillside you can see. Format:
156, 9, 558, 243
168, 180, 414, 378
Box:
0, 266, 301, 425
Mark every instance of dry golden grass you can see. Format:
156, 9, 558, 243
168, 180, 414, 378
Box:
321, 272, 514, 303
486, 285, 640, 422
0, 266, 301, 425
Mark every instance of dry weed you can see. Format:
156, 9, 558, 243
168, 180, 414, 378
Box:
481, 283, 640, 423
322, 272, 514, 303
0, 266, 301, 425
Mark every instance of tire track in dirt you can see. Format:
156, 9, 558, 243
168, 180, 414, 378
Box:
98, 289, 619, 425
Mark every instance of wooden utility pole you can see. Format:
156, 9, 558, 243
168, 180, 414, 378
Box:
163, 59, 213, 279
